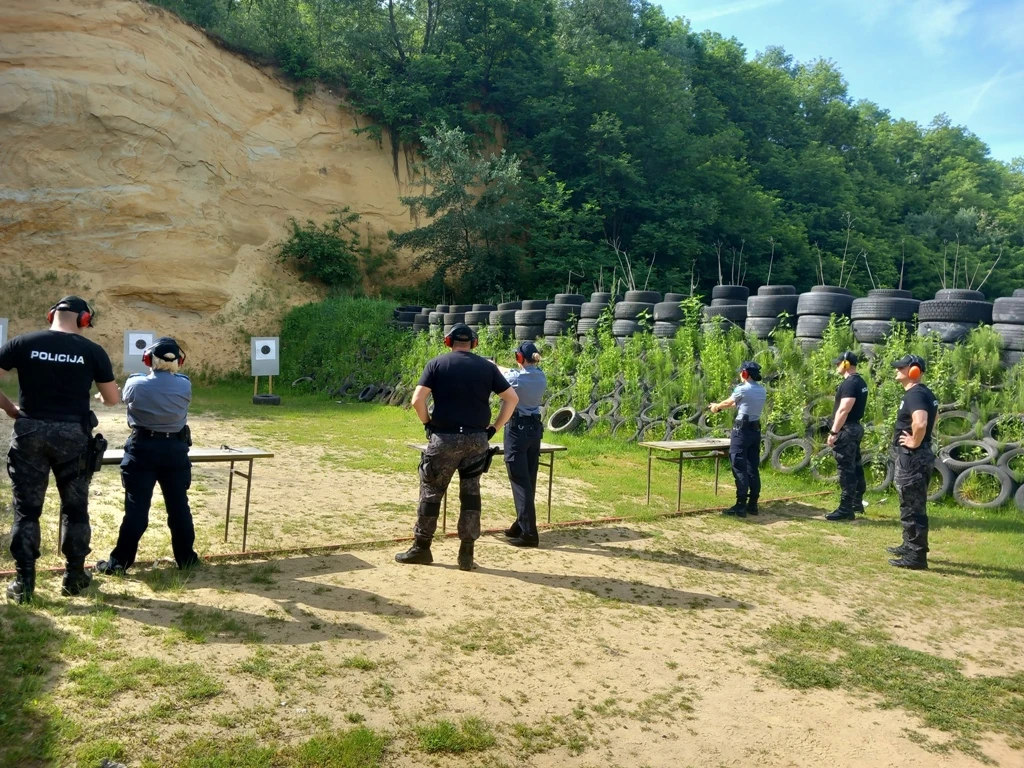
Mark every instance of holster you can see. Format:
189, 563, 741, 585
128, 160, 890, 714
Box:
87, 434, 108, 473
461, 447, 500, 479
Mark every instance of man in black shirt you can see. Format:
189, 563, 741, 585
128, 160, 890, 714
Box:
0, 296, 120, 603
825, 351, 869, 521
887, 354, 938, 570
396, 324, 519, 571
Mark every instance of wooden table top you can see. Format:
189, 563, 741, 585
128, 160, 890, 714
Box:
407, 442, 566, 454
102, 446, 274, 465
638, 438, 731, 452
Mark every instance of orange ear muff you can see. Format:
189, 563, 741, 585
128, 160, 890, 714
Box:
908, 364, 921, 380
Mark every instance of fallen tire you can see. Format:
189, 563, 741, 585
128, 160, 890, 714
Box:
918, 299, 993, 324
996, 446, 1024, 482
767, 421, 801, 442
624, 290, 662, 304
928, 458, 955, 502
952, 465, 1014, 509
795, 314, 833, 338
796, 292, 855, 316
934, 289, 985, 302
747, 295, 798, 317
614, 302, 655, 320
291, 376, 314, 387
771, 438, 813, 474
810, 448, 839, 483
357, 385, 379, 402
934, 409, 979, 442
917, 321, 975, 343
863, 452, 894, 492
939, 439, 998, 474
253, 394, 282, 406
756, 285, 796, 296
653, 302, 684, 321
547, 303, 580, 321
803, 395, 834, 424
993, 324, 1024, 351
760, 435, 773, 465
514, 325, 543, 340
711, 285, 749, 302
612, 319, 642, 337
984, 416, 1024, 448
850, 297, 920, 322
547, 406, 584, 433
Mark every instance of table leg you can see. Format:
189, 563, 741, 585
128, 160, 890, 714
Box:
646, 448, 652, 505
676, 452, 683, 513
547, 453, 554, 524
225, 460, 235, 542
241, 459, 254, 552
714, 454, 721, 496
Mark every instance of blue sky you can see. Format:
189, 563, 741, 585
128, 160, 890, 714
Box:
659, 0, 1024, 164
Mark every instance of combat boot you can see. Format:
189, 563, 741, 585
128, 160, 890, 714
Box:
6, 564, 35, 604
722, 503, 747, 518
507, 535, 539, 548
504, 522, 522, 538
889, 556, 927, 570
825, 508, 856, 521
395, 539, 433, 565
746, 500, 759, 516
458, 541, 475, 571
886, 544, 908, 556
61, 562, 93, 596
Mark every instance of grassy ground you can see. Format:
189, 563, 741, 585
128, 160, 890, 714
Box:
0, 383, 1022, 767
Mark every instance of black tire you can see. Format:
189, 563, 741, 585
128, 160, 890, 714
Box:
464, 311, 490, 325
1015, 289, 1024, 299
935, 289, 985, 302
797, 292, 854, 316
590, 292, 613, 303
514, 325, 543, 340
997, 447, 1024, 482
859, 342, 879, 358
987, 417, 1024, 449
852, 320, 904, 344
810, 285, 853, 295
992, 298, 1024, 324
614, 301, 655, 320
928, 459, 954, 502
952, 465, 1013, 509
546, 304, 580, 321
449, 304, 473, 313
442, 312, 466, 324
489, 309, 517, 325
514, 309, 546, 325
637, 420, 670, 442
472, 304, 497, 312
701, 320, 744, 334
543, 320, 569, 336
357, 385, 378, 402
580, 302, 608, 319
935, 409, 979, 442
795, 314, 832, 338
745, 316, 785, 338
653, 321, 679, 338
757, 285, 796, 296
709, 298, 746, 307
554, 293, 586, 306
1016, 482, 1024, 511
771, 438, 813, 474
863, 452, 894, 492
917, 321, 974, 343
810, 448, 839, 483
395, 310, 417, 321
521, 300, 549, 310
489, 325, 513, 337
747, 295, 799, 317
291, 376, 314, 387
547, 407, 583, 434
993, 324, 1024, 351
867, 288, 914, 299
1004, 351, 1024, 368
766, 421, 800, 442
653, 302, 684, 321
850, 297, 920, 322
917, 299, 992, 324
414, 313, 430, 323
624, 290, 661, 303
428, 312, 444, 325
612, 319, 642, 337
797, 337, 823, 352
664, 292, 687, 302
434, 304, 450, 313
939, 439, 998, 474
710, 285, 749, 302
413, 324, 429, 334
703, 304, 747, 323
497, 301, 522, 311
576, 318, 599, 334
252, 394, 282, 406
760, 435, 773, 465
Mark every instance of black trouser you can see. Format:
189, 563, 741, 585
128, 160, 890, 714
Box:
415, 431, 491, 542
109, 434, 196, 569
895, 445, 932, 562
832, 422, 866, 514
730, 420, 761, 508
7, 417, 92, 569
504, 415, 543, 539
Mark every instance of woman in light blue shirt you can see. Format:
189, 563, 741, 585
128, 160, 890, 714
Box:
709, 360, 766, 518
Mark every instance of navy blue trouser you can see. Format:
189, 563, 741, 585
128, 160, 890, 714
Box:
504, 416, 543, 538
730, 421, 761, 507
109, 435, 197, 568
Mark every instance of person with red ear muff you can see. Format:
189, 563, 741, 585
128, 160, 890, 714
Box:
0, 296, 118, 603
493, 341, 547, 547
397, 323, 519, 571
887, 354, 938, 570
96, 337, 200, 576
825, 351, 869, 521
709, 360, 767, 518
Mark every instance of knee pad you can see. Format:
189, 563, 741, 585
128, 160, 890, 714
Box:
459, 491, 481, 512
417, 501, 441, 518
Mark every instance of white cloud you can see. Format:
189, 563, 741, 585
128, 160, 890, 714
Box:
683, 0, 786, 23
909, 0, 973, 55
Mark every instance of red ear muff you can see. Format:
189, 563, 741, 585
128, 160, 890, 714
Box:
515, 351, 525, 365
444, 334, 453, 348
78, 311, 92, 328
142, 350, 152, 368
178, 350, 186, 367
47, 307, 56, 324
908, 364, 921, 380
471, 337, 478, 350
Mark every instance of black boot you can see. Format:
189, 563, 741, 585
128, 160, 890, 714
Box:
886, 544, 908, 555
722, 503, 747, 518
62, 562, 92, 596
395, 539, 433, 565
825, 508, 856, 521
95, 557, 126, 576
6, 564, 35, 604
458, 541, 474, 571
746, 500, 759, 516
889, 556, 927, 570
507, 534, 539, 548
504, 522, 522, 538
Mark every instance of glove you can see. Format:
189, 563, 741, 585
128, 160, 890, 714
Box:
486, 425, 497, 440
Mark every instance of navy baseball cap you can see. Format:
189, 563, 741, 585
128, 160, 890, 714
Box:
516, 341, 540, 361
739, 361, 762, 380
147, 336, 182, 362
447, 323, 477, 343
53, 296, 93, 325
832, 351, 858, 366
891, 354, 926, 372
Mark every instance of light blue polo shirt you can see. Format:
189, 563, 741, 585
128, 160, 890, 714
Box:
122, 371, 191, 432
732, 381, 767, 421
504, 366, 547, 417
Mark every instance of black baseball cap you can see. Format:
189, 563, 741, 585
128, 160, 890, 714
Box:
516, 341, 540, 361
147, 336, 182, 362
447, 323, 477, 343
739, 360, 762, 381
832, 351, 858, 367
53, 296, 93, 325
891, 354, 926, 372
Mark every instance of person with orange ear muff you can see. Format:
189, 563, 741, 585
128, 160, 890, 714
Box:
887, 354, 938, 570
96, 336, 200, 576
825, 351, 869, 521
494, 341, 548, 547
0, 296, 118, 603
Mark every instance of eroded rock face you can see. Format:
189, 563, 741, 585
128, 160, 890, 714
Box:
0, 0, 417, 372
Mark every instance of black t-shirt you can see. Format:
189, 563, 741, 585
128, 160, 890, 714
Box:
833, 373, 868, 424
892, 383, 938, 447
418, 351, 511, 431
0, 330, 115, 420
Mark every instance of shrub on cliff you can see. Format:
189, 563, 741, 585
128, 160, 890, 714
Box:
278, 208, 362, 290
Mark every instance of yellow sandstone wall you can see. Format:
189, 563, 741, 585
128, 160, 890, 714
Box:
0, 0, 418, 373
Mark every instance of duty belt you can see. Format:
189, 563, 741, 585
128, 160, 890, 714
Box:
132, 427, 188, 440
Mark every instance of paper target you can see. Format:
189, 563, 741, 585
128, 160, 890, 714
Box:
251, 337, 280, 376
123, 330, 155, 374
0, 318, 8, 348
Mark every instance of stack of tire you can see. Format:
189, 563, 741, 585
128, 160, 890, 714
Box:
851, 289, 920, 357
992, 292, 1024, 368
795, 286, 854, 351
653, 293, 688, 340
576, 292, 615, 343
463, 303, 496, 332
412, 309, 431, 333
393, 305, 423, 331
702, 285, 748, 333
544, 294, 586, 344
614, 290, 661, 341
427, 304, 449, 331
933, 407, 1023, 510
744, 285, 798, 340
514, 300, 550, 341
916, 289, 992, 346
488, 301, 521, 337
442, 304, 473, 336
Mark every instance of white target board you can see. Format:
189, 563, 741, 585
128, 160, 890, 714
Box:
124, 330, 155, 374
251, 337, 280, 376
0, 318, 8, 348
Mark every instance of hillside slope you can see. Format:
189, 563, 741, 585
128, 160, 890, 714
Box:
0, 0, 417, 372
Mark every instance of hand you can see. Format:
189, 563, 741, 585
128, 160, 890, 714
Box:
486, 425, 497, 440
708, 403, 719, 414
4, 403, 19, 420
898, 432, 916, 449
826, 433, 837, 448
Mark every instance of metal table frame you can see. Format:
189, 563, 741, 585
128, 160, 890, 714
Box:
407, 442, 567, 531
638, 439, 731, 512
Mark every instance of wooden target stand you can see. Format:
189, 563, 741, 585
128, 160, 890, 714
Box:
253, 375, 274, 397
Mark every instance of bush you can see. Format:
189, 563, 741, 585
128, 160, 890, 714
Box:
278, 209, 362, 290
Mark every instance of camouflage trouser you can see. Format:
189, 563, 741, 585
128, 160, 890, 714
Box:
832, 422, 866, 514
7, 417, 93, 567
415, 431, 491, 542
894, 445, 933, 561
